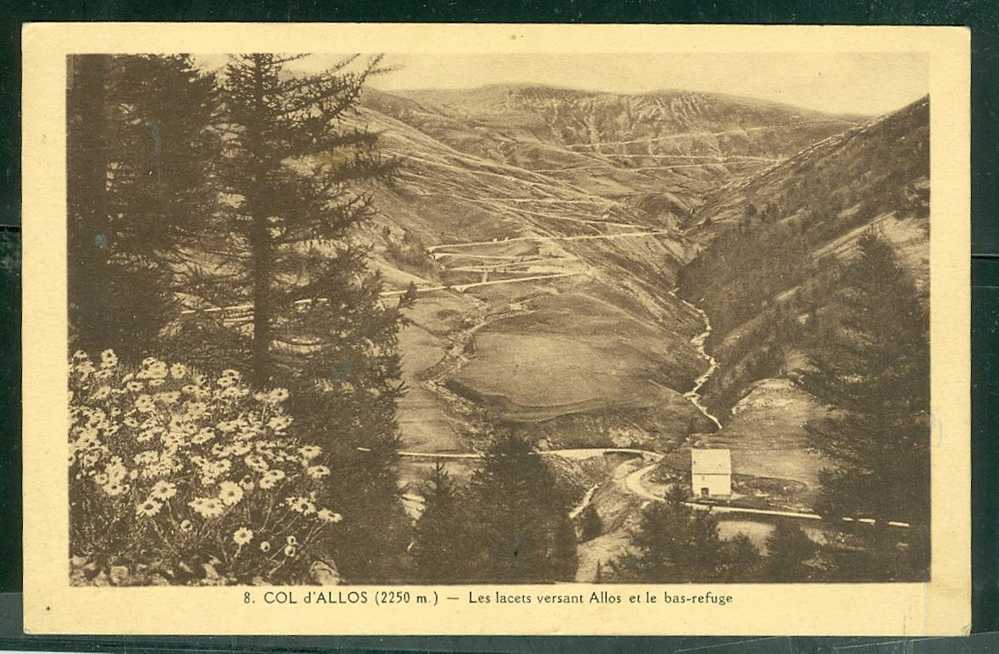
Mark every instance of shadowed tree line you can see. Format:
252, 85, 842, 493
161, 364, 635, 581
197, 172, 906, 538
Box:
411, 433, 578, 583
799, 231, 930, 579
676, 225, 929, 580
674, 102, 930, 581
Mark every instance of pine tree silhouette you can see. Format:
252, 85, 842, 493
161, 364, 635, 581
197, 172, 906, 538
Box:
798, 230, 929, 579
766, 521, 816, 582
799, 231, 929, 528
466, 432, 577, 582
204, 53, 402, 386
411, 462, 472, 583
68, 54, 219, 361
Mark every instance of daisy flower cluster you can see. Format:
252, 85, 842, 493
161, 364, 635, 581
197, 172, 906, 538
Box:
68, 350, 344, 585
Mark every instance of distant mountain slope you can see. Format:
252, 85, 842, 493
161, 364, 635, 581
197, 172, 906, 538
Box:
684, 96, 928, 321
394, 85, 859, 158
689, 95, 928, 258
364, 85, 861, 221
335, 93, 717, 453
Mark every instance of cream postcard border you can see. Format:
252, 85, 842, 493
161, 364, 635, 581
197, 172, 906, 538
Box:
22, 23, 971, 636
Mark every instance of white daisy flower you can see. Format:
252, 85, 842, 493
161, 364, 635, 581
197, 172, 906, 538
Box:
103, 482, 129, 497
149, 480, 177, 500
134, 395, 155, 413
318, 509, 343, 524
218, 481, 244, 506
135, 498, 163, 517
232, 527, 254, 546
188, 497, 225, 519
298, 445, 321, 460
286, 496, 316, 515
306, 465, 330, 479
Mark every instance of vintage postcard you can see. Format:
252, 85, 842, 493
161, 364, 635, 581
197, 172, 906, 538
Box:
22, 23, 970, 635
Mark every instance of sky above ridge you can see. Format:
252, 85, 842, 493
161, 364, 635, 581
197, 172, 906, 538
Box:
196, 52, 928, 116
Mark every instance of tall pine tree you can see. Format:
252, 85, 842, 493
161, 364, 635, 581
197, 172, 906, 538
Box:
799, 231, 930, 530
765, 521, 816, 581
68, 55, 111, 354
68, 54, 219, 361
187, 54, 411, 582
192, 53, 403, 387
613, 483, 761, 582
614, 484, 722, 582
465, 433, 577, 583
411, 462, 473, 583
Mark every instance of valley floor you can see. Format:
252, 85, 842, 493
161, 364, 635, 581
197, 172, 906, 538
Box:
385, 221, 840, 580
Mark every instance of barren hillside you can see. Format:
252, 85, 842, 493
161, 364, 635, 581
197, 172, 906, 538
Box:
341, 86, 863, 456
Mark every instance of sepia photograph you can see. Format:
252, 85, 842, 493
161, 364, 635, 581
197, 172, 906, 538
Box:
23, 23, 970, 636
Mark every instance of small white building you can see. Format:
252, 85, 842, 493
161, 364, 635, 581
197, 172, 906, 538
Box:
691, 448, 732, 498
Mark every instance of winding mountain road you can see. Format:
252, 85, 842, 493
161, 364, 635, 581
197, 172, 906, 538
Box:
619, 457, 910, 528
425, 229, 673, 252
179, 222, 673, 318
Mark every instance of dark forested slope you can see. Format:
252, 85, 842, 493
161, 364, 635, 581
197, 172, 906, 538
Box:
671, 97, 929, 501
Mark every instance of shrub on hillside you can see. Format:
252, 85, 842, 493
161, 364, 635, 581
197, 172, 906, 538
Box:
68, 350, 343, 586
578, 504, 603, 542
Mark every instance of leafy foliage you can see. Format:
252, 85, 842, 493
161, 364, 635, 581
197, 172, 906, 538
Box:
182, 53, 402, 385
66, 54, 413, 583
679, 220, 811, 336
182, 57, 413, 582
464, 433, 578, 582
679, 98, 930, 421
410, 462, 473, 583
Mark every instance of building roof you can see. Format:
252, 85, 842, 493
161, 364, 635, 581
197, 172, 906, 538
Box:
691, 448, 731, 475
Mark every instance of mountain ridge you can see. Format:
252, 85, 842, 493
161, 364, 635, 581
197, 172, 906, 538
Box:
383, 83, 869, 122
360, 84, 865, 225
